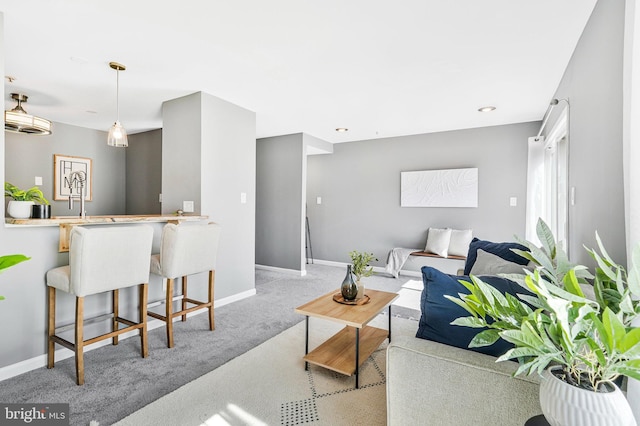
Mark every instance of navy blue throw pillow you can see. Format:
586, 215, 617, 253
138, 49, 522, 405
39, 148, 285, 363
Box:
416, 266, 535, 357
463, 238, 530, 275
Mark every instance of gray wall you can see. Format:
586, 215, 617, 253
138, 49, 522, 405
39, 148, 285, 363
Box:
201, 91, 256, 299
256, 134, 305, 271
163, 91, 256, 301
5, 122, 126, 216
126, 129, 162, 215
161, 93, 202, 214
306, 122, 538, 267
550, 0, 626, 266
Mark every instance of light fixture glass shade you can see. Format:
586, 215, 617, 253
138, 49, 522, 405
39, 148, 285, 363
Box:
4, 94, 52, 135
107, 121, 128, 147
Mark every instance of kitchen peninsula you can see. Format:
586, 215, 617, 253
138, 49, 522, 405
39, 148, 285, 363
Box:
5, 214, 208, 252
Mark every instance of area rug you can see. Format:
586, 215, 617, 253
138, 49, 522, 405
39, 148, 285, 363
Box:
114, 315, 417, 426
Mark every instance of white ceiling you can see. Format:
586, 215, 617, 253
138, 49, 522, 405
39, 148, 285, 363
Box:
1, 0, 597, 144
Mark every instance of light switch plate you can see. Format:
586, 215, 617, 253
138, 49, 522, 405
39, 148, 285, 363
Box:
240, 192, 247, 204
316, 196, 322, 205
183, 201, 194, 212
35, 176, 43, 186
509, 197, 517, 207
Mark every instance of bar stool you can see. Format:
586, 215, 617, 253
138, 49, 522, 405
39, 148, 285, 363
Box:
149, 222, 221, 348
46, 225, 154, 385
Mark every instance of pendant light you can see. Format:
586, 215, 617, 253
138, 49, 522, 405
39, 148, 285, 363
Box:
5, 93, 52, 135
107, 61, 128, 147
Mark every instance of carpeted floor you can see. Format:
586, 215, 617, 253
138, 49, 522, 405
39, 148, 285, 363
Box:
0, 264, 419, 425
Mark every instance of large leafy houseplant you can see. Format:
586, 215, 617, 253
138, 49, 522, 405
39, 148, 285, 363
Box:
447, 219, 640, 393
0, 254, 30, 301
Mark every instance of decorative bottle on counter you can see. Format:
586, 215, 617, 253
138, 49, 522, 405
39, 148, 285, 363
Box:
341, 265, 358, 301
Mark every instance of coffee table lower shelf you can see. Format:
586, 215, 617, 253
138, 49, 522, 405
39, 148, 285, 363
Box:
303, 325, 388, 376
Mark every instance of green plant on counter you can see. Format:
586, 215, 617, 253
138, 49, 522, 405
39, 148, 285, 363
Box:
349, 250, 377, 282
4, 182, 49, 204
447, 219, 640, 392
0, 254, 30, 301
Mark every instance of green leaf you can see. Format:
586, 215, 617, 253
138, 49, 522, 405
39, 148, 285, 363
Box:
603, 308, 626, 351
496, 346, 543, 362
563, 269, 584, 298
620, 327, 640, 355
0, 254, 30, 272
469, 329, 501, 347
450, 316, 487, 328
536, 218, 556, 259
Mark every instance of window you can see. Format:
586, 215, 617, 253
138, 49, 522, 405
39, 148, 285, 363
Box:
526, 108, 569, 254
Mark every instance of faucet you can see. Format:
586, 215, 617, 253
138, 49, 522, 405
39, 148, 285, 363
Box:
68, 171, 87, 218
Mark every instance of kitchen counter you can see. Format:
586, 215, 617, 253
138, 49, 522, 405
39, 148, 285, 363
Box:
5, 214, 209, 251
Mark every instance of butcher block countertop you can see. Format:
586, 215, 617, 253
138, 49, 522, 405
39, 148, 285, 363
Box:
5, 214, 209, 252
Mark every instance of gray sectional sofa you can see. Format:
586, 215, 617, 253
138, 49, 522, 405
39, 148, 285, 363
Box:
386, 336, 542, 425
386, 237, 544, 425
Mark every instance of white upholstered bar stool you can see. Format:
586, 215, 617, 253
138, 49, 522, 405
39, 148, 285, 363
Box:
149, 222, 221, 348
46, 225, 154, 385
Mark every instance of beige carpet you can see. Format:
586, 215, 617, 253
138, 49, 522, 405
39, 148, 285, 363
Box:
114, 314, 418, 426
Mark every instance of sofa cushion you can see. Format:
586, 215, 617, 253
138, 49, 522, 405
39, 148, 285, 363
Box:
470, 249, 533, 275
416, 266, 535, 357
463, 237, 530, 275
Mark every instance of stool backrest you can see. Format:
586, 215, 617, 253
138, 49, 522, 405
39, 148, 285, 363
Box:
159, 222, 221, 279
69, 225, 154, 296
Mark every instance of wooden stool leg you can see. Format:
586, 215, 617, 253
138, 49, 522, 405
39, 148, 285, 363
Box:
181, 276, 188, 322
209, 270, 215, 331
47, 286, 56, 369
166, 278, 175, 348
112, 289, 119, 345
75, 296, 85, 385
140, 283, 148, 358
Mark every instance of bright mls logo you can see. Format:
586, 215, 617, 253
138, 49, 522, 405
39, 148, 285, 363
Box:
0, 404, 69, 425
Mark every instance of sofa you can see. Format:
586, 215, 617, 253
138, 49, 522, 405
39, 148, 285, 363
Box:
386, 238, 544, 426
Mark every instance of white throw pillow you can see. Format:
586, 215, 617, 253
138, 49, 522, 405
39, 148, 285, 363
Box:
470, 249, 532, 275
448, 229, 473, 258
424, 228, 452, 258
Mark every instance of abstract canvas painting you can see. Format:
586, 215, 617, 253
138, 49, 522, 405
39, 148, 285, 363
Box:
401, 168, 478, 207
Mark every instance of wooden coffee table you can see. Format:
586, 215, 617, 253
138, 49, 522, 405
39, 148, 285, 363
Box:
295, 289, 398, 389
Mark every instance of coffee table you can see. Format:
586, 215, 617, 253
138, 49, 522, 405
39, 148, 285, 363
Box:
295, 289, 398, 389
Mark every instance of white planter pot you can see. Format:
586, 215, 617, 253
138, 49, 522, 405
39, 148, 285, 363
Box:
540, 367, 637, 426
7, 200, 34, 219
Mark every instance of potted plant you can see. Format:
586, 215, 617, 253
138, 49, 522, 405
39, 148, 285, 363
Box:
0, 254, 30, 301
447, 220, 640, 426
4, 182, 49, 219
349, 250, 377, 299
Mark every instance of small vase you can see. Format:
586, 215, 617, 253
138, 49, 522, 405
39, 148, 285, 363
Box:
31, 204, 51, 219
341, 265, 358, 301
356, 280, 365, 299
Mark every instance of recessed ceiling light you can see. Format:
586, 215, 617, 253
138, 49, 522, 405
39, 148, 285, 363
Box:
478, 106, 496, 112
336, 127, 349, 132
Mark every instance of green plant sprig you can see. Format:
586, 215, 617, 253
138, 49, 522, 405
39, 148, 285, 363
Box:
349, 250, 377, 281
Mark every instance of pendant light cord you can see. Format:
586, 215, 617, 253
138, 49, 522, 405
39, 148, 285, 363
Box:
116, 68, 120, 122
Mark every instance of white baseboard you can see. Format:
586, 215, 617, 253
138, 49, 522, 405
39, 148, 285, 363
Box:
255, 264, 307, 276
0, 288, 257, 382
311, 259, 347, 268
